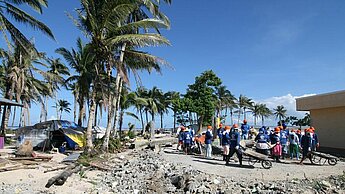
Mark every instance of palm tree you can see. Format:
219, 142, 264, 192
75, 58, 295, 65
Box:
258, 104, 271, 126
274, 105, 287, 126
73, 0, 171, 153
135, 86, 149, 134
53, 100, 71, 120
56, 38, 95, 126
0, 0, 54, 51
250, 103, 260, 126
117, 88, 146, 138
165, 91, 180, 131
237, 94, 253, 123
0, 43, 50, 132
44, 57, 70, 119
145, 86, 163, 137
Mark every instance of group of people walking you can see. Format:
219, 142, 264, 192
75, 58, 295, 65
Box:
177, 120, 320, 166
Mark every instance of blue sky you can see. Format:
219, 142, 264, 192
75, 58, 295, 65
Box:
4, 1, 345, 127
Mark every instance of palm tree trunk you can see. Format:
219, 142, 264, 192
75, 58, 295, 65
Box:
85, 90, 96, 154
140, 107, 144, 135
150, 114, 155, 138
55, 91, 58, 119
237, 108, 241, 124
160, 112, 163, 129
73, 94, 77, 123
244, 107, 246, 120
102, 96, 114, 152
27, 106, 31, 126
119, 111, 124, 138
173, 110, 176, 133
94, 103, 98, 126
78, 98, 85, 126
262, 116, 264, 126
60, 110, 62, 120
111, 76, 123, 138
230, 109, 234, 125
145, 110, 148, 125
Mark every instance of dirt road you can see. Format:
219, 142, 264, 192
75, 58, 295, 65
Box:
162, 147, 345, 182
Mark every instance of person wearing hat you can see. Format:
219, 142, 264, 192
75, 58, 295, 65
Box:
182, 127, 193, 155
289, 129, 300, 160
241, 120, 250, 140
270, 127, 282, 162
280, 123, 289, 159
227, 124, 243, 166
217, 123, 224, 146
255, 128, 270, 155
310, 126, 319, 151
222, 125, 231, 161
299, 128, 313, 164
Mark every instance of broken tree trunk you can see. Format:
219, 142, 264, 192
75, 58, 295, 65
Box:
45, 164, 82, 188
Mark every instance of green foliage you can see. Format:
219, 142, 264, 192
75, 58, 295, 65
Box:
127, 130, 136, 139
93, 137, 123, 153
185, 70, 222, 125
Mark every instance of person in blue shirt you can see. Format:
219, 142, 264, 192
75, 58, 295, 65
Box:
255, 129, 270, 155
227, 124, 242, 166
280, 124, 289, 159
241, 120, 250, 140
217, 123, 224, 146
222, 125, 231, 161
309, 127, 319, 151
205, 126, 213, 159
299, 128, 313, 164
183, 128, 193, 155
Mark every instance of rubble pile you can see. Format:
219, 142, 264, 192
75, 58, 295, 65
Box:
94, 149, 345, 194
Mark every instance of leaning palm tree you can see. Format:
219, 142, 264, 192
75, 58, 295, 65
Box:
53, 100, 71, 120
0, 0, 54, 52
274, 105, 287, 126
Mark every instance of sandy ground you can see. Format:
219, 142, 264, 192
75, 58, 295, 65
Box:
0, 151, 101, 194
162, 147, 345, 182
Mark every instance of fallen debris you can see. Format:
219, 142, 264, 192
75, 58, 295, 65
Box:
45, 164, 82, 188
0, 164, 37, 172
44, 166, 68, 173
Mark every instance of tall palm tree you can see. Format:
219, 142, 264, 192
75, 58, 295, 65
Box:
257, 104, 271, 126
0, 43, 50, 132
73, 0, 171, 153
250, 103, 260, 126
145, 86, 163, 137
117, 88, 146, 137
0, 0, 54, 51
56, 38, 95, 126
135, 86, 149, 134
274, 105, 287, 126
53, 100, 71, 120
165, 91, 180, 131
237, 94, 253, 123
44, 57, 70, 119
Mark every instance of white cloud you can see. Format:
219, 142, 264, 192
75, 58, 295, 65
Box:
252, 93, 315, 126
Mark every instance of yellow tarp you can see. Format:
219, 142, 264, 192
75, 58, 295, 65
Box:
65, 133, 85, 147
